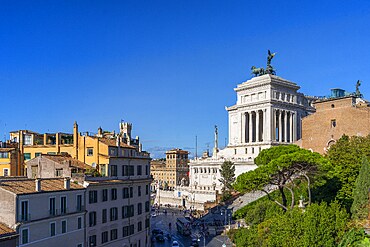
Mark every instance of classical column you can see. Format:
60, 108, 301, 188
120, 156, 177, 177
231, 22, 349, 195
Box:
293, 112, 298, 141
272, 109, 276, 141
263, 109, 268, 142
256, 110, 260, 142
249, 111, 253, 143
290, 112, 294, 143
241, 112, 245, 143
285, 111, 289, 143
278, 110, 283, 142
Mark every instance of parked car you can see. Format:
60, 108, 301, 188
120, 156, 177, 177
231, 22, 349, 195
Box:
155, 234, 165, 242
190, 238, 199, 247
152, 228, 163, 236
172, 240, 179, 247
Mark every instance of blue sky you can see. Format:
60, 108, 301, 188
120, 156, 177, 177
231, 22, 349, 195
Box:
1, 0, 370, 158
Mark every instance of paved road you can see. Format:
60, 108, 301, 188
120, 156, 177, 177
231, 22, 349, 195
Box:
151, 208, 233, 247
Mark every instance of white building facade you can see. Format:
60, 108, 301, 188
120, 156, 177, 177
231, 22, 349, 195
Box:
186, 74, 315, 203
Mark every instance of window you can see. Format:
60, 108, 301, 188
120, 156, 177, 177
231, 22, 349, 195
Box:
138, 221, 142, 232
62, 220, 67, 234
35, 152, 42, 157
61, 196, 67, 214
55, 169, 63, 177
3, 168, 9, 176
146, 185, 149, 195
331, 119, 336, 128
87, 148, 93, 156
50, 222, 56, 236
110, 207, 118, 221
138, 186, 141, 197
252, 147, 255, 154
145, 218, 150, 228
77, 244, 83, 247
130, 187, 133, 198
78, 217, 82, 229
123, 225, 134, 237
101, 231, 108, 244
123, 226, 130, 237
49, 197, 56, 215
89, 235, 96, 247
122, 165, 128, 176
129, 165, 134, 176
21, 228, 29, 244
110, 165, 117, 176
138, 203, 142, 215
122, 205, 134, 218
145, 201, 150, 212
24, 153, 31, 160
111, 188, 117, 200
0, 152, 9, 158
24, 135, 32, 145
102, 189, 108, 202
110, 229, 118, 240
137, 165, 142, 175
20, 200, 29, 221
245, 148, 248, 154
77, 195, 83, 211
123, 188, 129, 199
89, 190, 98, 204
102, 209, 107, 223
145, 165, 149, 175
89, 212, 96, 227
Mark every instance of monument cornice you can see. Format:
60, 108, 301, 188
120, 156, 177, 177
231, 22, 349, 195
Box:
235, 75, 300, 92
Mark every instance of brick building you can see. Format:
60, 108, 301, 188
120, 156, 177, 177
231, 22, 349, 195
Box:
300, 91, 370, 154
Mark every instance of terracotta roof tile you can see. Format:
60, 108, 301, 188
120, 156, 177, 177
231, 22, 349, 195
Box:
98, 138, 136, 149
0, 223, 16, 238
0, 178, 84, 195
42, 154, 90, 169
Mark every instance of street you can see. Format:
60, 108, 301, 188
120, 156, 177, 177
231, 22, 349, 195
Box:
151, 208, 233, 247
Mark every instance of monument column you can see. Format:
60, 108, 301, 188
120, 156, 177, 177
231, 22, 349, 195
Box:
249, 111, 253, 143
241, 112, 245, 143
285, 111, 288, 143
278, 110, 282, 142
290, 112, 293, 143
293, 112, 297, 141
256, 110, 260, 142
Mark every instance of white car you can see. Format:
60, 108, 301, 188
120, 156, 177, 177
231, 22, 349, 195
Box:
172, 240, 179, 247
151, 213, 157, 217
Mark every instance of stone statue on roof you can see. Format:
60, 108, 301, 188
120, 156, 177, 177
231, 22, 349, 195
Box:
355, 80, 363, 98
251, 50, 277, 77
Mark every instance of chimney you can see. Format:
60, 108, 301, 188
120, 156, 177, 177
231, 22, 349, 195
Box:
35, 179, 41, 192
64, 177, 71, 190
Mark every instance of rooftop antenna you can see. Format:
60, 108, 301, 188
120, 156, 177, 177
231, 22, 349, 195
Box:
195, 135, 198, 159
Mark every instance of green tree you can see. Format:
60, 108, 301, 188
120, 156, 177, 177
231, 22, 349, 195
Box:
234, 145, 330, 211
326, 135, 370, 209
231, 202, 348, 247
219, 161, 236, 200
351, 157, 370, 220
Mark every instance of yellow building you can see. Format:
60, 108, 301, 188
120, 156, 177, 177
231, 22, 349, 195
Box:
151, 148, 189, 189
0, 142, 22, 176
10, 121, 150, 176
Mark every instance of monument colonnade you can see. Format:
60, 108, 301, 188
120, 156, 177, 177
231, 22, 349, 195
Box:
240, 108, 297, 144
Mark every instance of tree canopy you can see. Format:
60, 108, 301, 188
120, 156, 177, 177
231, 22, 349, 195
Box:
234, 145, 331, 211
351, 156, 370, 220
326, 135, 370, 209
219, 161, 236, 190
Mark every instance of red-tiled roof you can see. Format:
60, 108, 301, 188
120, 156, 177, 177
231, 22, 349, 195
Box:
42, 154, 90, 169
0, 178, 84, 195
0, 223, 17, 238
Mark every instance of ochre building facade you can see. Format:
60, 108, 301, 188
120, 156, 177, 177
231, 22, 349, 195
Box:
300, 95, 370, 154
